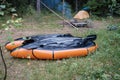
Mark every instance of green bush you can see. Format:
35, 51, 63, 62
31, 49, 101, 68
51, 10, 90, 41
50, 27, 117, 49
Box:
7, 0, 35, 15
85, 0, 120, 16
2, 18, 23, 29
0, 2, 16, 16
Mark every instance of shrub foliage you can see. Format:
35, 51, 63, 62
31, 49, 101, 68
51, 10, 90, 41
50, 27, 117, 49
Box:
0, 0, 120, 16
85, 0, 120, 16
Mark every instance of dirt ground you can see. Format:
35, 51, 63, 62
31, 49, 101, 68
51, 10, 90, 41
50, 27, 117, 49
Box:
0, 18, 119, 80
0, 20, 106, 44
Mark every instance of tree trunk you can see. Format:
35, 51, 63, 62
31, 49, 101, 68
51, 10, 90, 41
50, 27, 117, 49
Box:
36, 0, 41, 13
75, 0, 78, 12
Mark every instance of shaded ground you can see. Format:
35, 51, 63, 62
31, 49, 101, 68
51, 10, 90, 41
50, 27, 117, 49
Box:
0, 16, 120, 80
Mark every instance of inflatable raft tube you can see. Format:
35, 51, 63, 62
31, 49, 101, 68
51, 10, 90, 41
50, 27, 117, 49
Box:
5, 34, 98, 59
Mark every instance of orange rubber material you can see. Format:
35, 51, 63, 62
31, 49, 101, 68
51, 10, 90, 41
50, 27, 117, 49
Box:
54, 48, 88, 59
5, 40, 24, 50
10, 45, 98, 60
11, 48, 53, 59
87, 45, 98, 53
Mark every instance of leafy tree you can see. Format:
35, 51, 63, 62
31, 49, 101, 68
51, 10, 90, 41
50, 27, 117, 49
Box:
85, 0, 120, 16
0, 0, 16, 16
1, 0, 120, 16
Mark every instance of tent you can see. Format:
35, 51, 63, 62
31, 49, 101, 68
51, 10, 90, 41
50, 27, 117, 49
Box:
74, 10, 90, 20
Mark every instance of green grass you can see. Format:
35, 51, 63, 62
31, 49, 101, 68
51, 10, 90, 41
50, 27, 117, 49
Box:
15, 29, 120, 80
0, 13, 120, 80
42, 29, 120, 80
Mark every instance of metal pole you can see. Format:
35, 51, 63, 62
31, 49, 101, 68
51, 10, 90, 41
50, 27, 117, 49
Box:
40, 1, 78, 30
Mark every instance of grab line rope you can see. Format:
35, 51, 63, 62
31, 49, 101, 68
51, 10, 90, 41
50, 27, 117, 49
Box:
0, 46, 7, 80
31, 49, 39, 60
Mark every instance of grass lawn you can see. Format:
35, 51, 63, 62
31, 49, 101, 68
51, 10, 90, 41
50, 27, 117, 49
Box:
0, 14, 120, 80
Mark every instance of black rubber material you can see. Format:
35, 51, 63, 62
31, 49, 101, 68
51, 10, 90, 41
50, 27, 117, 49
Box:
8, 34, 97, 51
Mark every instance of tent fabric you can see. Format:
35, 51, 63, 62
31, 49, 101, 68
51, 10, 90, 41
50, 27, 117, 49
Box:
74, 10, 90, 20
